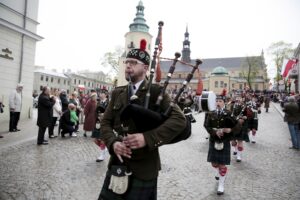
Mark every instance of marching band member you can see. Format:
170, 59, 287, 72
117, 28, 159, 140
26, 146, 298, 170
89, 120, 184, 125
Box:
204, 93, 239, 195
230, 95, 249, 162
246, 95, 261, 143
98, 40, 186, 200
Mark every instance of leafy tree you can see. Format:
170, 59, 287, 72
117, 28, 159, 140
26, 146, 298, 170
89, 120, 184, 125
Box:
267, 41, 294, 82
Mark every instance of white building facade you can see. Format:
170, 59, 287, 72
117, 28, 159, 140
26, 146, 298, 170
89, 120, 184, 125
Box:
117, 1, 152, 86
33, 67, 113, 96
0, 0, 43, 121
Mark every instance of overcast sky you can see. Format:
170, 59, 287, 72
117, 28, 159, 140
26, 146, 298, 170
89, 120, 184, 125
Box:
35, 0, 300, 78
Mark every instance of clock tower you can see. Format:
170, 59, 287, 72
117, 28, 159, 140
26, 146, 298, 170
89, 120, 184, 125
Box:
118, 0, 153, 86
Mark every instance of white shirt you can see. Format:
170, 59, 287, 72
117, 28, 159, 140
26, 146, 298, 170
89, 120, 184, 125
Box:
9, 89, 22, 112
133, 80, 144, 94
53, 98, 62, 118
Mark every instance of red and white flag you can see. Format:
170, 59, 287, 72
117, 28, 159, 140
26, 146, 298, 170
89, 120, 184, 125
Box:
282, 59, 297, 78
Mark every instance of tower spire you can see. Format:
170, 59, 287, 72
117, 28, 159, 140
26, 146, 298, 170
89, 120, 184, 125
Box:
181, 25, 191, 63
129, 1, 149, 33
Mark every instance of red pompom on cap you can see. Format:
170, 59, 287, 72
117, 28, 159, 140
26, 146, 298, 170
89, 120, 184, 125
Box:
140, 39, 147, 51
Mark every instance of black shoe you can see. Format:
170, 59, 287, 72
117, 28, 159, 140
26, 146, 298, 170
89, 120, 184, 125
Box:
217, 191, 224, 195
0, 135, 3, 138
15, 129, 21, 131
9, 129, 17, 132
37, 141, 48, 145
84, 133, 87, 137
215, 176, 219, 180
49, 135, 57, 138
233, 152, 237, 155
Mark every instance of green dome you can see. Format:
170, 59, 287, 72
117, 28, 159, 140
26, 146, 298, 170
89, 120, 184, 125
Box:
211, 66, 228, 75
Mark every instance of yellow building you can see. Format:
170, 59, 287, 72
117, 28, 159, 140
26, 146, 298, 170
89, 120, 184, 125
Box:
160, 28, 269, 94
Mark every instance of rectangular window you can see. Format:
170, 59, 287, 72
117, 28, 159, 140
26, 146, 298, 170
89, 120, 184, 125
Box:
64, 80, 66, 85
74, 79, 76, 84
41, 75, 44, 81
220, 81, 224, 88
46, 76, 48, 82
255, 84, 258, 90
40, 85, 43, 90
215, 81, 218, 88
51, 77, 53, 83
58, 79, 60, 84
79, 80, 81, 84
178, 74, 182, 79
239, 84, 243, 89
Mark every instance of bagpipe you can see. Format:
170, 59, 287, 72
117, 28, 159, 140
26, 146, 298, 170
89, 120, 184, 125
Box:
120, 21, 202, 144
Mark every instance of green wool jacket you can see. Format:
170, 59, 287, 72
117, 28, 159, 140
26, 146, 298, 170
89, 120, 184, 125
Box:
100, 79, 186, 180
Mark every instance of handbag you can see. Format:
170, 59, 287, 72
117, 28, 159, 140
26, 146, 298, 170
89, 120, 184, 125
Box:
108, 165, 132, 195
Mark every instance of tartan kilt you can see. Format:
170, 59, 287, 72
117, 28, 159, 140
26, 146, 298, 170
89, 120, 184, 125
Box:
99, 171, 157, 200
232, 121, 250, 142
248, 118, 258, 130
207, 139, 231, 165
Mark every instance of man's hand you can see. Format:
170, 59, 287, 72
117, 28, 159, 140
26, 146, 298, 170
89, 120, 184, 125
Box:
113, 141, 132, 163
123, 133, 146, 150
222, 128, 232, 133
216, 129, 224, 138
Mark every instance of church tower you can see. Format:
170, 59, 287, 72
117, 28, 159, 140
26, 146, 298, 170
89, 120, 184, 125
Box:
117, 1, 153, 86
181, 26, 191, 63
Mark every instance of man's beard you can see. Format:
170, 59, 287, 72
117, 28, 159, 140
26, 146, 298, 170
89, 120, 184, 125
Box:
125, 74, 136, 83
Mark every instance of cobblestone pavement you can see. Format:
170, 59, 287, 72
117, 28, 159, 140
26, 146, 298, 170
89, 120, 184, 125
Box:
0, 103, 299, 200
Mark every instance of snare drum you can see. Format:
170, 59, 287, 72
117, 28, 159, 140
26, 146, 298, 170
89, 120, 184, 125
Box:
199, 91, 216, 111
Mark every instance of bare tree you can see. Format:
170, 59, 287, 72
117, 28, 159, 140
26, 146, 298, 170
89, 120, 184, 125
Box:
100, 46, 124, 76
267, 41, 294, 82
241, 56, 262, 90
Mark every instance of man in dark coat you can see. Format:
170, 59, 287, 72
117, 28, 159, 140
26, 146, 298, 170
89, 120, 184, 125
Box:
37, 86, 55, 145
98, 42, 186, 200
59, 90, 69, 112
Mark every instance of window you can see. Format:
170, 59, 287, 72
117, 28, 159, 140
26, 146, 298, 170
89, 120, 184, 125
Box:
239, 84, 243, 89
74, 79, 76, 84
68, 81, 70, 85
255, 84, 258, 90
215, 81, 218, 88
224, 83, 227, 88
67, 90, 69, 94
220, 81, 224, 88
84, 81, 86, 85
79, 80, 81, 84
46, 76, 48, 82
178, 74, 182, 79
232, 83, 234, 88
58, 79, 60, 84
51, 77, 53, 83
64, 80, 66, 85
41, 75, 44, 81
40, 85, 43, 90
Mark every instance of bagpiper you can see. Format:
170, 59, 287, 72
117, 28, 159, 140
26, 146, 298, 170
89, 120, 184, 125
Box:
230, 95, 249, 162
245, 94, 261, 143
